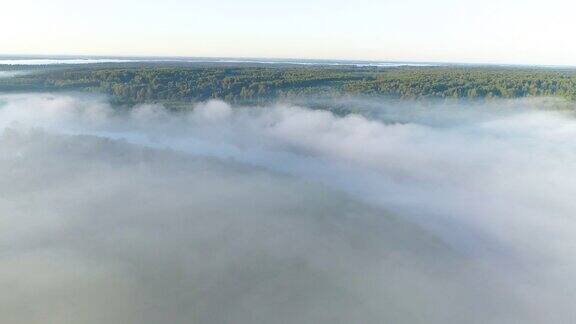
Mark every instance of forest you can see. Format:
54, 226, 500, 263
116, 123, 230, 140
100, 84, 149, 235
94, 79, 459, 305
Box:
2, 63, 576, 108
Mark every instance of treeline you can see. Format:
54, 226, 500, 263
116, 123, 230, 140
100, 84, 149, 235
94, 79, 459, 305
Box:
3, 65, 576, 105
344, 68, 576, 99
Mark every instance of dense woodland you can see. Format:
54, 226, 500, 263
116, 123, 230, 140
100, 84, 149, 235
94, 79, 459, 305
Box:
2, 63, 576, 107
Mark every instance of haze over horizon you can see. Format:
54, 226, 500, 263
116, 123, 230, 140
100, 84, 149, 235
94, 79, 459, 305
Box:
1, 55, 575, 68
2, 0, 576, 66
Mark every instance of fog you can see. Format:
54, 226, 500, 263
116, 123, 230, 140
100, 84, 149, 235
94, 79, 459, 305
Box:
0, 59, 139, 65
0, 58, 437, 67
0, 71, 27, 78
1, 93, 575, 323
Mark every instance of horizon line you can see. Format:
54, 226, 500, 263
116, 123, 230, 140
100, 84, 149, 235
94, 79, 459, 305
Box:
1, 53, 575, 69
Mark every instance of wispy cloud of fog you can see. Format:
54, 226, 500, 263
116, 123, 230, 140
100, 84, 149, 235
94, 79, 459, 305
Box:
1, 93, 575, 323
0, 71, 28, 78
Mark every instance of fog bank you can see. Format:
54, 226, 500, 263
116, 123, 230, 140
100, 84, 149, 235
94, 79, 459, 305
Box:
1, 93, 575, 323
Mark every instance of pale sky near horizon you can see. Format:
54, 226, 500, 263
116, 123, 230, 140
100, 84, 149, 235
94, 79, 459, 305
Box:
2, 0, 575, 65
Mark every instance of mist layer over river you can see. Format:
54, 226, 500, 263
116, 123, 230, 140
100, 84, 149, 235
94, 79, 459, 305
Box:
1, 93, 575, 323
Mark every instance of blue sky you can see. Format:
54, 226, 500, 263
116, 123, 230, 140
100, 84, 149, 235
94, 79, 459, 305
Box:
1, 0, 575, 65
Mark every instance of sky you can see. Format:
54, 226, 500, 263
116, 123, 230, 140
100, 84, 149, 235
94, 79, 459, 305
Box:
1, 0, 575, 65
